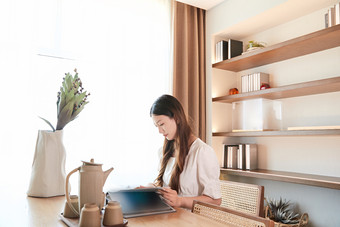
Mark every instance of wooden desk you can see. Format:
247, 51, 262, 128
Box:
127, 207, 227, 227
2, 195, 228, 227
0, 195, 67, 227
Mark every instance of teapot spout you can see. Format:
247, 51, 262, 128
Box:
103, 167, 114, 184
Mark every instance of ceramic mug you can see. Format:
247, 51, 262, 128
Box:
63, 195, 79, 218
79, 203, 101, 227
103, 201, 124, 226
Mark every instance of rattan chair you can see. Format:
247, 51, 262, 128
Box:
192, 200, 274, 227
220, 180, 264, 217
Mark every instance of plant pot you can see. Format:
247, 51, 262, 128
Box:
265, 206, 309, 227
27, 130, 67, 197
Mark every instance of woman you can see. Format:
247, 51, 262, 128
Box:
150, 94, 221, 209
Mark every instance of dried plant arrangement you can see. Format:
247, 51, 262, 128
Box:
40, 69, 90, 131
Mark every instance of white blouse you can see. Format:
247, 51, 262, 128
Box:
160, 138, 221, 199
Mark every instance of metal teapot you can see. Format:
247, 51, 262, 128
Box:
65, 158, 113, 217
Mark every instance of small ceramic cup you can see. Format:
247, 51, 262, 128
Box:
79, 203, 101, 227
103, 201, 124, 226
63, 195, 79, 218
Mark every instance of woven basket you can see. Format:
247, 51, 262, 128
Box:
265, 206, 309, 227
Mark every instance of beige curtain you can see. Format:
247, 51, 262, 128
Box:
173, 2, 206, 141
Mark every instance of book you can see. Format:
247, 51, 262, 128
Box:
223, 145, 238, 168
241, 75, 248, 93
245, 144, 257, 170
221, 40, 228, 60
216, 41, 220, 62
237, 144, 245, 170
228, 39, 243, 59
249, 73, 253, 92
215, 40, 228, 62
257, 72, 270, 90
328, 7, 335, 27
253, 73, 257, 91
335, 3, 340, 25
325, 12, 329, 28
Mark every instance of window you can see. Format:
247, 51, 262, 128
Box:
1, 0, 172, 190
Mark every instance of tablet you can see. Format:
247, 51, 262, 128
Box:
106, 188, 176, 218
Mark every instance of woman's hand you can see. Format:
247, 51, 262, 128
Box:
159, 188, 221, 209
159, 187, 221, 209
159, 187, 182, 207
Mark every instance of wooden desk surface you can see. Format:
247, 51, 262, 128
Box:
1, 194, 228, 227
127, 206, 227, 227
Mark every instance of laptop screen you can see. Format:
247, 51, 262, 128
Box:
106, 188, 176, 218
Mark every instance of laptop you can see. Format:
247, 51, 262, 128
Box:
106, 187, 176, 218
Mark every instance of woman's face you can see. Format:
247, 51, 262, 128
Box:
152, 114, 177, 140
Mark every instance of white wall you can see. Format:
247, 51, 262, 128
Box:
206, 0, 340, 226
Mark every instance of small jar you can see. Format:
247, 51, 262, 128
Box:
63, 195, 79, 218
79, 203, 101, 227
103, 201, 124, 226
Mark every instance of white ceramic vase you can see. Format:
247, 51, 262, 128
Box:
27, 130, 67, 197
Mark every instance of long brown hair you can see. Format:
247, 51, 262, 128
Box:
150, 95, 192, 192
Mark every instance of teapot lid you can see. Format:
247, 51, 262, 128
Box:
81, 158, 103, 166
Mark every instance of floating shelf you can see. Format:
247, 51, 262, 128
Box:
213, 129, 340, 137
212, 24, 340, 72
212, 77, 340, 137
212, 77, 340, 103
221, 168, 340, 190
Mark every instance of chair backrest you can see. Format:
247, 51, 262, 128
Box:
220, 180, 264, 217
192, 200, 274, 227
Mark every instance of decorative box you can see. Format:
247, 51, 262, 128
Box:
232, 98, 282, 132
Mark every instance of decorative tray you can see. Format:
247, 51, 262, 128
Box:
59, 214, 128, 227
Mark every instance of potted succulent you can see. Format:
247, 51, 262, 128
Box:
245, 40, 266, 52
27, 69, 90, 197
265, 197, 308, 227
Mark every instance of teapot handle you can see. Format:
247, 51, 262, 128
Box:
65, 166, 81, 216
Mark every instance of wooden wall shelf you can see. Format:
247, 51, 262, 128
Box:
212, 77, 340, 137
212, 77, 340, 103
213, 129, 340, 137
221, 168, 340, 190
212, 24, 340, 72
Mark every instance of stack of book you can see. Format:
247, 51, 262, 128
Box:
215, 39, 243, 63
325, 3, 340, 28
241, 72, 269, 93
223, 144, 257, 170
